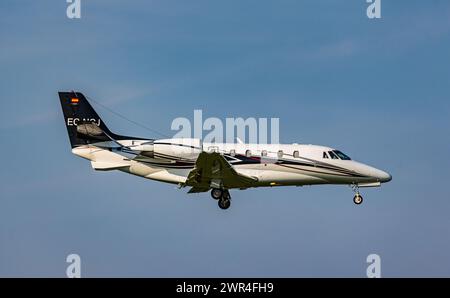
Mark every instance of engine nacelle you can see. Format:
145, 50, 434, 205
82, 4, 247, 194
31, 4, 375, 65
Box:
130, 142, 155, 158
153, 138, 202, 160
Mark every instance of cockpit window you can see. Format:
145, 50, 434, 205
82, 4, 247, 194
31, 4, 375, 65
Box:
323, 152, 329, 159
333, 150, 351, 160
328, 151, 339, 159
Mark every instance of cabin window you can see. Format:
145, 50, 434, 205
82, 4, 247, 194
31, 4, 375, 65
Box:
277, 150, 283, 159
245, 150, 252, 157
229, 149, 236, 157
261, 150, 267, 157
293, 151, 299, 158
323, 152, 329, 159
328, 151, 339, 159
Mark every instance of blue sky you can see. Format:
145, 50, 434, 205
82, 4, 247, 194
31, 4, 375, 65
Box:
1, 0, 450, 277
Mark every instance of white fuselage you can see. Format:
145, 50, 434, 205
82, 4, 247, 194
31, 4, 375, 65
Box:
72, 138, 392, 189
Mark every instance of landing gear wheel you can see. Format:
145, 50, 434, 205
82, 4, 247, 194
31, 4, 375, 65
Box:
218, 198, 231, 210
222, 190, 231, 200
353, 194, 363, 205
211, 188, 223, 200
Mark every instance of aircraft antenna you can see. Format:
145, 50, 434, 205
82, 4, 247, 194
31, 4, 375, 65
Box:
85, 95, 171, 138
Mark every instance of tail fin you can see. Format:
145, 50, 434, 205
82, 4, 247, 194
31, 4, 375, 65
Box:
59, 91, 114, 148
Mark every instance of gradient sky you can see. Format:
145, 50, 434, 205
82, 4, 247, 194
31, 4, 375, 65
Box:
1, 0, 450, 277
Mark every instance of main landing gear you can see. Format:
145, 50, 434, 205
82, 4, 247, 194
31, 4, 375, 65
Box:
351, 184, 363, 205
211, 188, 231, 210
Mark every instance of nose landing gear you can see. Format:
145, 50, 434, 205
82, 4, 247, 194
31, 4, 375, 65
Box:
351, 184, 363, 205
353, 193, 363, 205
211, 188, 231, 210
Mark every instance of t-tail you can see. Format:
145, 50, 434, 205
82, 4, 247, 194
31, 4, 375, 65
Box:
58, 91, 136, 148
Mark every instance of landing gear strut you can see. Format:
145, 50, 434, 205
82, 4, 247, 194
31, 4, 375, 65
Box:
351, 184, 363, 205
211, 188, 231, 210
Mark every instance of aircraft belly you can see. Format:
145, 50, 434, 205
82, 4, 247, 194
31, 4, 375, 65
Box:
234, 164, 325, 186
233, 163, 365, 186
258, 170, 325, 185
129, 161, 161, 177
128, 161, 188, 184
146, 170, 186, 184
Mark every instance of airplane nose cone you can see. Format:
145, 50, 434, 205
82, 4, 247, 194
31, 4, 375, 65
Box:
354, 162, 392, 183
377, 170, 392, 183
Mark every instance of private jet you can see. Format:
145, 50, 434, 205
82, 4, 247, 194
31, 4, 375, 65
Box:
59, 92, 392, 210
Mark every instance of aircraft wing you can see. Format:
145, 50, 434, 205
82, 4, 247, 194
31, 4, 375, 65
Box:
184, 152, 258, 192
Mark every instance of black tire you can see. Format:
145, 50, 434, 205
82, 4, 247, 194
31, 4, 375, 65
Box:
353, 194, 363, 205
218, 199, 231, 210
222, 190, 231, 200
211, 188, 223, 200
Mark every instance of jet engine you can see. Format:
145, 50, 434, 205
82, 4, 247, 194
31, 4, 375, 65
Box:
132, 138, 202, 161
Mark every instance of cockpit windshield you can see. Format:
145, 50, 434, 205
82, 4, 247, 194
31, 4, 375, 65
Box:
328, 151, 339, 159
332, 150, 351, 160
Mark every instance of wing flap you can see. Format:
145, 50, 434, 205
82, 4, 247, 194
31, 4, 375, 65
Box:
185, 152, 258, 190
